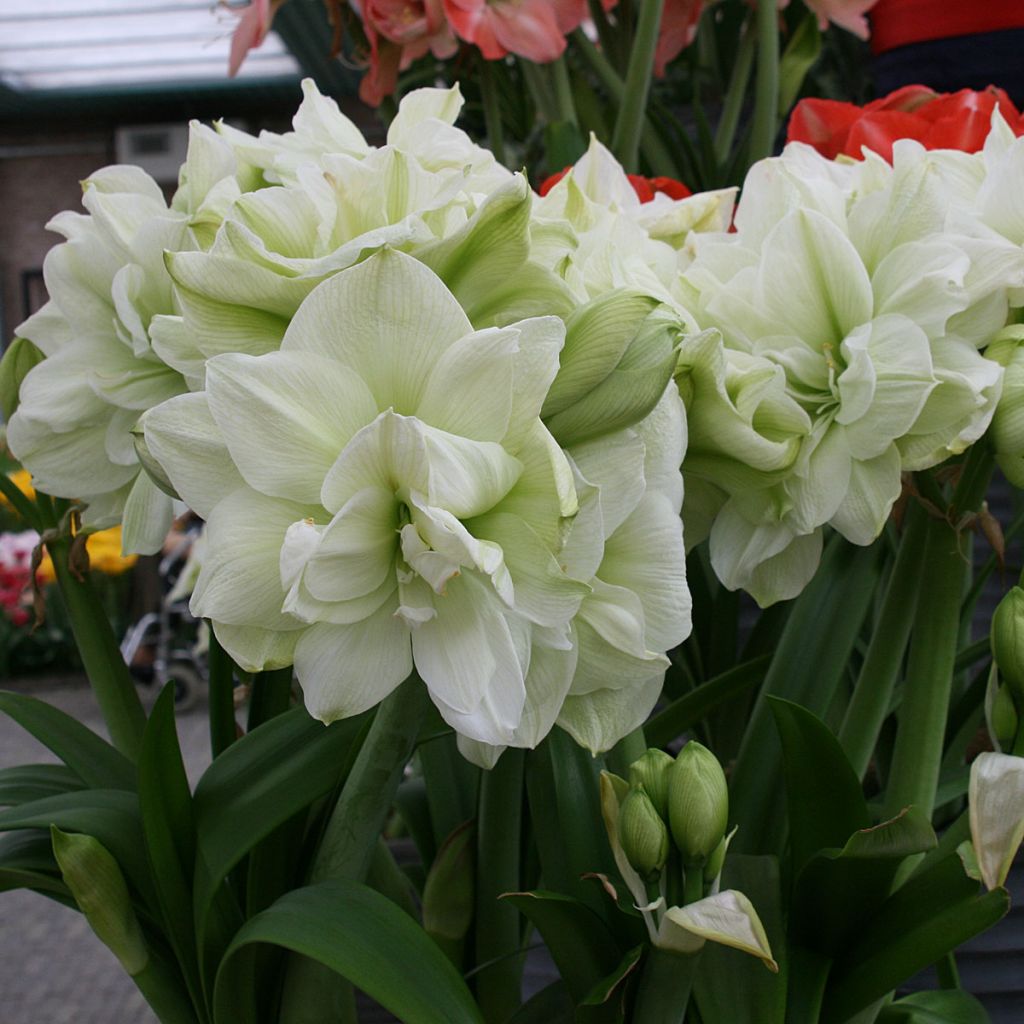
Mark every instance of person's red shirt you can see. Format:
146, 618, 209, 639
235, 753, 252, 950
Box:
870, 0, 1024, 55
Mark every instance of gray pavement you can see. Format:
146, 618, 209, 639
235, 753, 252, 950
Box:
0, 680, 211, 1024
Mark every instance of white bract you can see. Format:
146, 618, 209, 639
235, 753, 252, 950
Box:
969, 751, 1024, 891
6, 167, 197, 553
680, 135, 1022, 605
144, 249, 591, 750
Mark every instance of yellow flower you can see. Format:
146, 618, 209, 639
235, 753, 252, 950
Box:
36, 526, 137, 584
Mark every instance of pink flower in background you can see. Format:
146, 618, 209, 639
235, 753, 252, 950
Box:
442, 0, 585, 62
800, 0, 879, 39
654, 0, 703, 76
360, 0, 457, 104
0, 531, 38, 628
226, 0, 278, 77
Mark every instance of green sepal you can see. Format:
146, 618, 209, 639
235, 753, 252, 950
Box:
0, 337, 45, 420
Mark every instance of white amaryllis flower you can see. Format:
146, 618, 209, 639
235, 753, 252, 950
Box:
143, 249, 590, 749
156, 82, 569, 384
6, 166, 199, 553
532, 137, 734, 328
681, 136, 1021, 604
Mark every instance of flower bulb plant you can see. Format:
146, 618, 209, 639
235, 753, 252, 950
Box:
1, 25, 1024, 1024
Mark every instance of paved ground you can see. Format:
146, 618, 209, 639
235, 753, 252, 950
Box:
0, 680, 210, 1024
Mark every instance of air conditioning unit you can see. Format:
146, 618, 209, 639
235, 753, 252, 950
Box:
114, 124, 190, 184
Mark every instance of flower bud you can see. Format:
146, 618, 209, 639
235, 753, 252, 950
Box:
618, 784, 670, 880
668, 741, 728, 865
0, 337, 45, 421
992, 585, 1024, 704
628, 748, 674, 821
542, 291, 681, 445
51, 826, 149, 976
985, 662, 1019, 751
986, 326, 1024, 487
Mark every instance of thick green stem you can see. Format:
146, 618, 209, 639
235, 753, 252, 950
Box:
714, 20, 756, 162
49, 535, 147, 761
133, 959, 201, 1024
206, 629, 238, 759
683, 864, 704, 905
246, 666, 293, 732
0, 473, 41, 529
839, 502, 929, 779
611, 0, 666, 172
785, 947, 831, 1024
571, 29, 679, 176
749, 0, 780, 161
882, 516, 964, 821
550, 56, 579, 126
278, 676, 429, 1024
475, 750, 526, 1023
632, 947, 697, 1024
479, 58, 507, 167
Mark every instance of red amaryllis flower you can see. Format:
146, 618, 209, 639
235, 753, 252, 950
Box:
538, 167, 691, 201
787, 85, 1024, 161
441, 0, 588, 62
358, 0, 457, 105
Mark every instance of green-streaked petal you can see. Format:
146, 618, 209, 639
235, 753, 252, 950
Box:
206, 351, 378, 503
121, 471, 174, 556
560, 676, 663, 757
281, 249, 472, 413
829, 443, 902, 546
969, 751, 1024, 891
142, 393, 245, 519
294, 606, 411, 724
569, 429, 647, 540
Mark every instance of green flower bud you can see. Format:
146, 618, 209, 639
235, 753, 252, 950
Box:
618, 784, 670, 880
992, 586, 1024, 703
986, 326, 1024, 487
542, 291, 681, 446
131, 419, 181, 501
0, 337, 45, 421
51, 826, 148, 976
628, 748, 674, 821
668, 741, 729, 865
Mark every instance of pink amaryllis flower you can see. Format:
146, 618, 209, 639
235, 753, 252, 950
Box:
442, 0, 588, 63
226, 0, 282, 77
359, 0, 458, 105
654, 0, 703, 76
799, 0, 878, 39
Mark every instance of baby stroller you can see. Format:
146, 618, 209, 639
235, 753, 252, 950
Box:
120, 519, 207, 710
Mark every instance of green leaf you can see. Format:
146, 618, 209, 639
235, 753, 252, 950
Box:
0, 690, 136, 791
823, 856, 1010, 1023
192, 706, 369, 989
769, 697, 870, 874
0, 763, 86, 806
501, 891, 625, 1004
507, 982, 575, 1024
777, 10, 822, 115
646, 655, 771, 748
876, 990, 991, 1024
791, 806, 937, 956
545, 120, 586, 170
422, 821, 475, 945
0, 832, 72, 903
730, 538, 882, 856
0, 789, 154, 907
213, 881, 486, 1024
0, 336, 45, 420
577, 944, 644, 1024
693, 855, 787, 1024
138, 686, 202, 1009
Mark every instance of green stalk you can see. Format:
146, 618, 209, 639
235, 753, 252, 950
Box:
838, 502, 929, 779
133, 959, 202, 1024
278, 676, 429, 1024
785, 947, 831, 1024
550, 56, 579, 126
479, 58, 507, 167
48, 535, 147, 761
714, 19, 756, 163
632, 948, 697, 1024
881, 515, 964, 821
246, 666, 293, 732
475, 750, 526, 1023
206, 629, 238, 759
0, 472, 41, 529
571, 29, 679, 176
611, 0, 666, 172
683, 864, 704, 906
749, 0, 780, 162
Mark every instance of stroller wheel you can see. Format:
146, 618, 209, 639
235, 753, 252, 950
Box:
168, 661, 205, 712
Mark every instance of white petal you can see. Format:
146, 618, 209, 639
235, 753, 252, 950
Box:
969, 751, 1024, 891
121, 471, 174, 555
658, 891, 778, 970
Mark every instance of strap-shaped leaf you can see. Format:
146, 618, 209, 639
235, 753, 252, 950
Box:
138, 686, 202, 1010
0, 764, 86, 806
0, 832, 72, 904
0, 691, 136, 790
506, 982, 574, 1024
501, 891, 624, 1004
213, 880, 485, 1024
876, 990, 991, 1024
191, 706, 369, 990
822, 855, 1009, 1023
0, 789, 154, 908
769, 697, 870, 875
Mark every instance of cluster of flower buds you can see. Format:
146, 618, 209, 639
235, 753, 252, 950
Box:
989, 583, 1024, 752
617, 742, 729, 902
